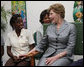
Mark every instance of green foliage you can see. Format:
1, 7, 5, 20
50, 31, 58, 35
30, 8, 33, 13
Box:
73, 1, 83, 23
1, 5, 11, 32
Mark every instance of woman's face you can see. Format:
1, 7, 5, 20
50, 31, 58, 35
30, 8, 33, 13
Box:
49, 10, 60, 24
43, 14, 50, 23
14, 17, 24, 30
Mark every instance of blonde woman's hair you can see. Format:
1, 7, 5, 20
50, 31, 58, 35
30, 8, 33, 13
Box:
48, 3, 65, 18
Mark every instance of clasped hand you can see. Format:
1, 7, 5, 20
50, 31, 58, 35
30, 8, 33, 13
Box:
13, 56, 23, 63
19, 54, 28, 60
19, 53, 33, 60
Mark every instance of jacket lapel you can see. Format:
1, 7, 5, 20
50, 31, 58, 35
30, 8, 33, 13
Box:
58, 20, 68, 35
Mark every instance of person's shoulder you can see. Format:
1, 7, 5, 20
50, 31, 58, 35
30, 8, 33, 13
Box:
69, 23, 76, 28
64, 20, 75, 27
22, 28, 29, 33
23, 28, 33, 34
66, 22, 76, 30
22, 28, 27, 32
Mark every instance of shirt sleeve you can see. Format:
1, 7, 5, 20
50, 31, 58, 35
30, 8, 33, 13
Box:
64, 24, 76, 56
36, 31, 43, 45
34, 27, 49, 53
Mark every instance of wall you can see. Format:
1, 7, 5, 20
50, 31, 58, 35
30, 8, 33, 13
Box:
1, 1, 74, 66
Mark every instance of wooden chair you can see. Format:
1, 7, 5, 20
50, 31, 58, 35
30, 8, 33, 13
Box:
29, 44, 35, 66
30, 56, 35, 66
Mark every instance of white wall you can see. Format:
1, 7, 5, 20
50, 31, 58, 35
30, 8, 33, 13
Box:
1, 1, 74, 66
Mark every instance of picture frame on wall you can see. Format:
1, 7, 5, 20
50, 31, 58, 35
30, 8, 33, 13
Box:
11, 1, 27, 29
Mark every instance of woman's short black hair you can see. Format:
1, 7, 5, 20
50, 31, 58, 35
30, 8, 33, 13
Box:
10, 14, 21, 30
39, 9, 49, 24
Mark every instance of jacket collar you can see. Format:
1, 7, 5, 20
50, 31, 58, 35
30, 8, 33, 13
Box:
55, 20, 69, 35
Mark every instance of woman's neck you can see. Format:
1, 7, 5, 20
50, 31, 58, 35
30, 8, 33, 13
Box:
56, 19, 64, 31
57, 18, 64, 26
15, 29, 21, 37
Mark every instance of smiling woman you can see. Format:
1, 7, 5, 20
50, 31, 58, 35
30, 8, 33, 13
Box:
5, 14, 35, 66
10, 14, 24, 30
14, 17, 24, 30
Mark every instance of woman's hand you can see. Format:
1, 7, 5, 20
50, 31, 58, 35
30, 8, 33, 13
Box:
19, 48, 40, 59
19, 54, 28, 60
13, 56, 21, 63
46, 51, 67, 65
46, 55, 60, 65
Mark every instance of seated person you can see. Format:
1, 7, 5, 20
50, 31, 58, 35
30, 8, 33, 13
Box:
35, 9, 51, 59
5, 14, 35, 66
37, 9, 51, 45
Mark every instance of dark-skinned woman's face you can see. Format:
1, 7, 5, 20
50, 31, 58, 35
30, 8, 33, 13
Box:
14, 17, 24, 30
43, 14, 51, 23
